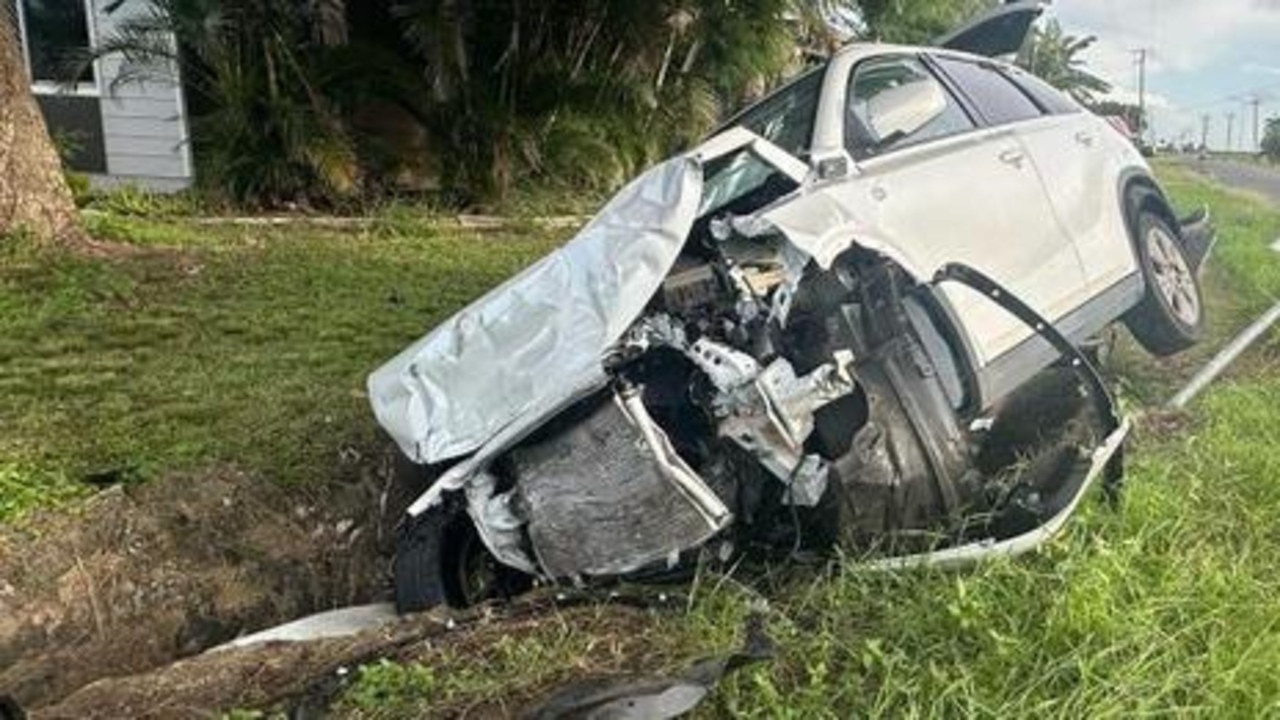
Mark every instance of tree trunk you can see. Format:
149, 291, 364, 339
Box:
0, 7, 83, 244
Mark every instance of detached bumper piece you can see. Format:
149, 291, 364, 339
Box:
1179, 206, 1217, 276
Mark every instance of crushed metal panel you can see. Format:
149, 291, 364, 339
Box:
527, 612, 774, 719
755, 189, 931, 279
511, 393, 726, 579
367, 157, 704, 464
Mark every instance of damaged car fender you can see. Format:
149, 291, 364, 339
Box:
369, 130, 812, 472
368, 156, 705, 467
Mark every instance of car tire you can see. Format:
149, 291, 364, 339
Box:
1123, 209, 1203, 356
393, 501, 455, 613
394, 490, 535, 613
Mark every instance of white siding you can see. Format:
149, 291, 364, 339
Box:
91, 0, 193, 190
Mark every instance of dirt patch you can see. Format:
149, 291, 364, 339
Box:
1136, 407, 1198, 442
30, 614, 446, 720
0, 467, 390, 709
26, 597, 682, 720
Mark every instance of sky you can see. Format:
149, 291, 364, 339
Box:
1048, 0, 1280, 150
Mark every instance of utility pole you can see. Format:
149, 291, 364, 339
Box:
1250, 96, 1262, 153
1227, 112, 1235, 152
1133, 49, 1148, 145
1242, 100, 1251, 150
1201, 114, 1210, 151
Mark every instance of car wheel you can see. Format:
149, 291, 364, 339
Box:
393, 502, 454, 613
394, 494, 534, 613
1123, 209, 1203, 356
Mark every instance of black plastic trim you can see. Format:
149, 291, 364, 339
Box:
932, 263, 1120, 434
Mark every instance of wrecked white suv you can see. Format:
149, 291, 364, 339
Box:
369, 24, 1212, 611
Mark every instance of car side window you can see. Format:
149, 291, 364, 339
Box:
732, 66, 824, 159
845, 56, 976, 158
1005, 68, 1081, 115
934, 56, 1043, 126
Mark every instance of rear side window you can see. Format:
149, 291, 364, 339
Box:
934, 56, 1043, 126
845, 56, 976, 158
1006, 69, 1081, 115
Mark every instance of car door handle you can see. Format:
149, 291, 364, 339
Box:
998, 148, 1026, 169
1074, 131, 1096, 147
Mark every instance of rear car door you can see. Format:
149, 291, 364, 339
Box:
843, 54, 1087, 368
1000, 67, 1139, 293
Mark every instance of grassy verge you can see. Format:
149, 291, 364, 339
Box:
331, 162, 1280, 717
6, 162, 1280, 716
0, 209, 560, 521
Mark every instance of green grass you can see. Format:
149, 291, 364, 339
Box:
0, 210, 559, 521
328, 163, 1280, 717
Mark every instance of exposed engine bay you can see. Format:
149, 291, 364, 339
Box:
393, 215, 1120, 607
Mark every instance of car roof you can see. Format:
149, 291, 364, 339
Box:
830, 42, 1014, 70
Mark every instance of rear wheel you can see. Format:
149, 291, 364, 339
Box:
1123, 209, 1203, 356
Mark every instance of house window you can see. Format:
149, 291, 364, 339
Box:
14, 0, 98, 93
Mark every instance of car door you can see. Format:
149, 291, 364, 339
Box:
840, 54, 1087, 367
1000, 67, 1140, 293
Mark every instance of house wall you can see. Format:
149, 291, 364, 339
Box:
11, 0, 193, 192
89, 0, 193, 191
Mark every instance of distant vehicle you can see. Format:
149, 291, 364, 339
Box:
369, 2, 1213, 611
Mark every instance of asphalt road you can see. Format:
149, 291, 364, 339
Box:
1177, 156, 1280, 206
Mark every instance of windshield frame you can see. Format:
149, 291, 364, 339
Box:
698, 65, 827, 219
713, 62, 829, 161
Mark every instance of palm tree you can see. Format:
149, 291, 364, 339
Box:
89, 0, 1019, 204
856, 0, 995, 44
390, 0, 800, 199
1019, 19, 1110, 105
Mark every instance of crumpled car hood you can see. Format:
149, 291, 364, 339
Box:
368, 156, 704, 464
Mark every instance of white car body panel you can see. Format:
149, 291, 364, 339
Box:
1017, 112, 1143, 293
833, 126, 1087, 363
780, 43, 1148, 366
1088, 115, 1148, 285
